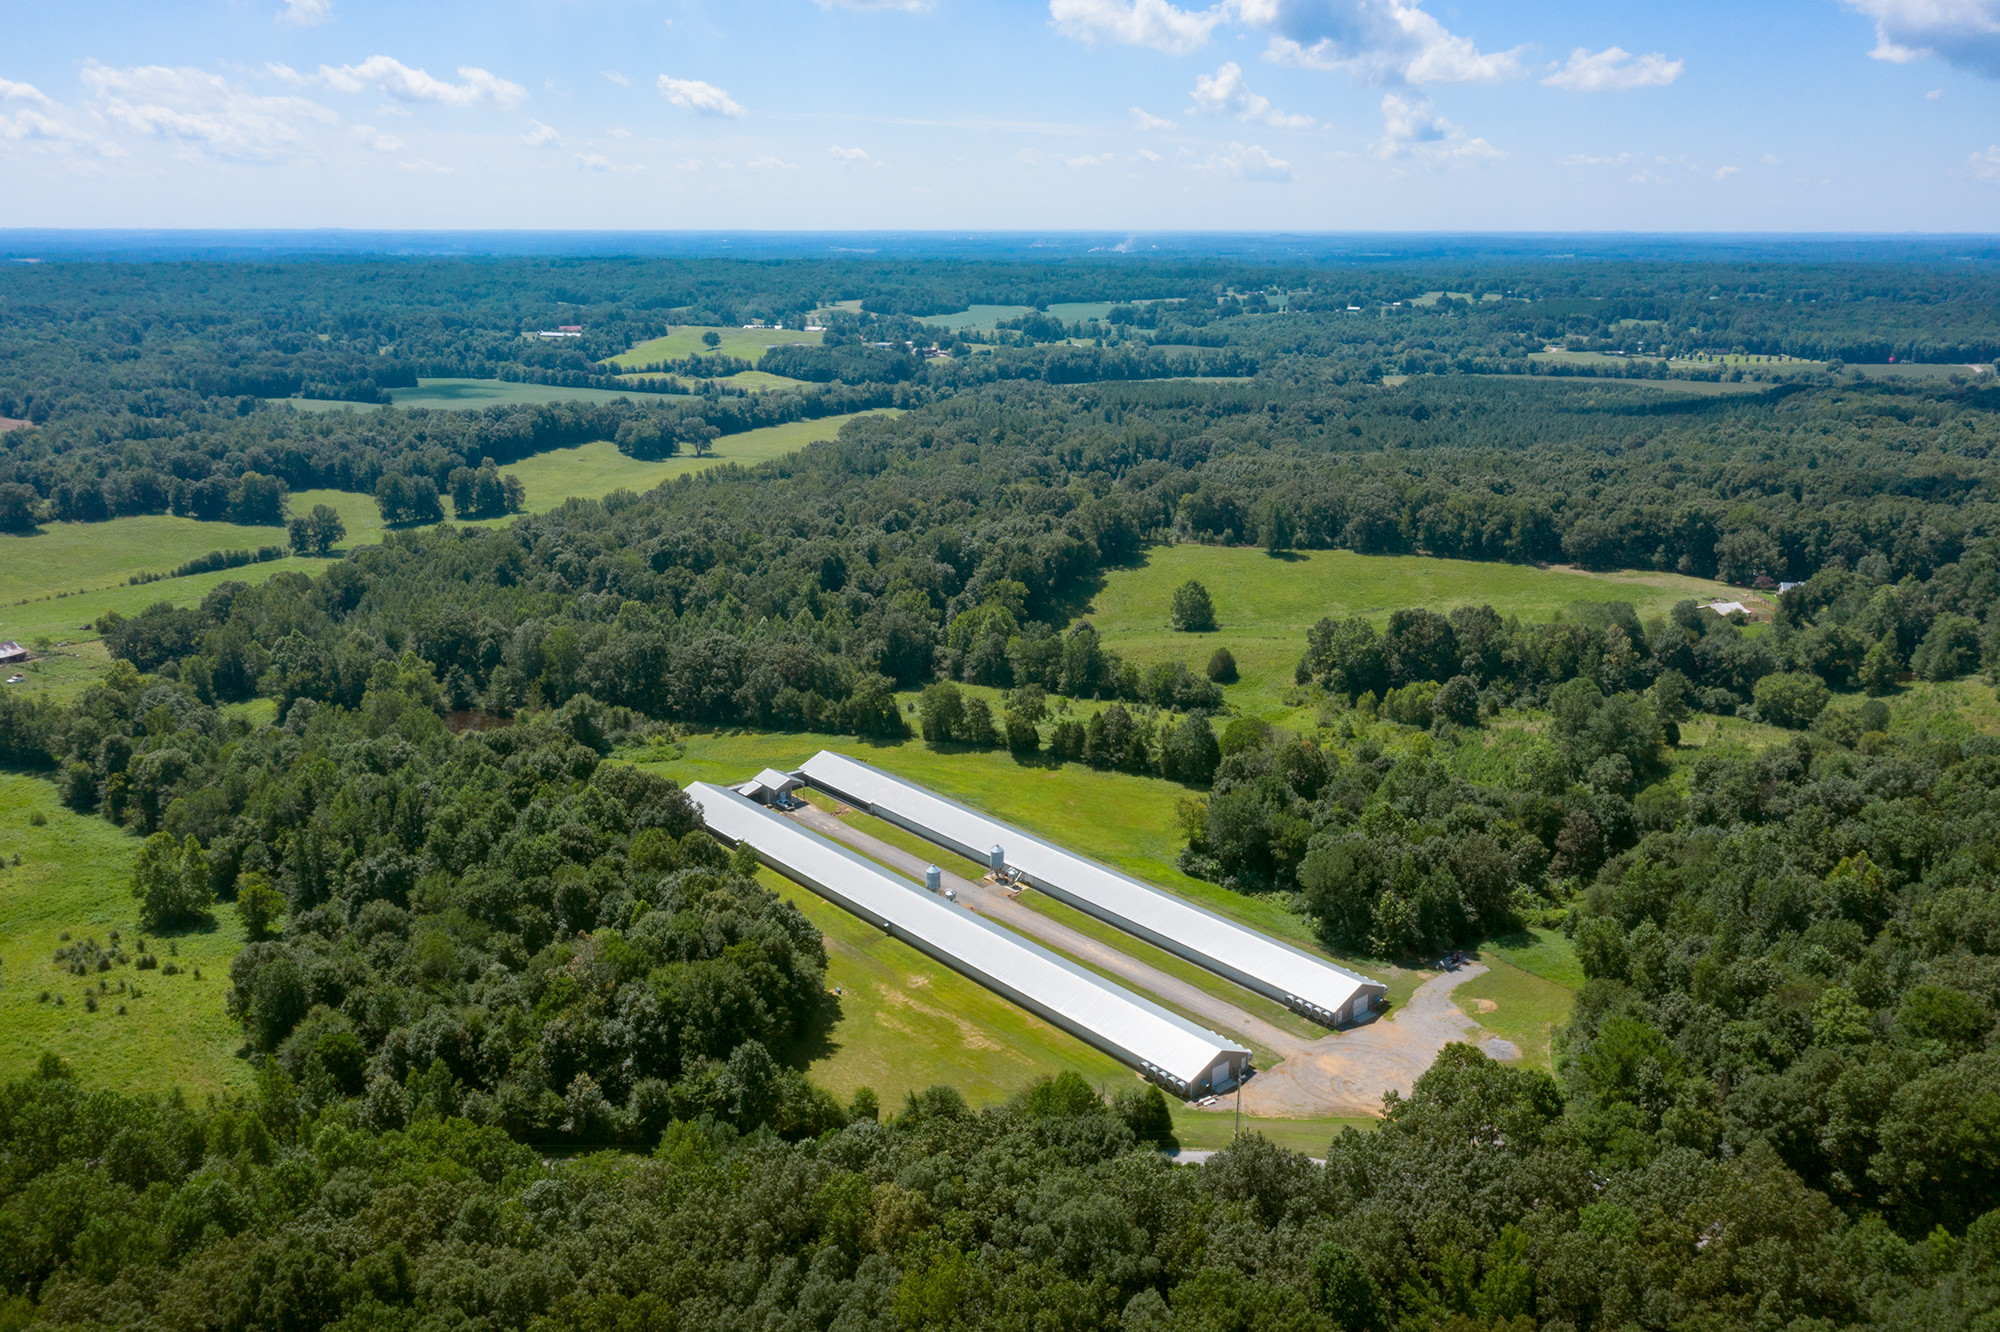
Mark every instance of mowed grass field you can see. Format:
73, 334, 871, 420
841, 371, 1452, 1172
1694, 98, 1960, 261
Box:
606, 326, 823, 369
0, 774, 253, 1097
1084, 545, 1755, 716
1455, 929, 1584, 1070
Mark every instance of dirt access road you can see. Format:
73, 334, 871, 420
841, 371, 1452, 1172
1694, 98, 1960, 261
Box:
788, 803, 1517, 1118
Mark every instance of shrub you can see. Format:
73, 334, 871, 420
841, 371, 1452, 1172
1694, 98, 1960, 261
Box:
1169, 580, 1216, 633
1206, 647, 1238, 683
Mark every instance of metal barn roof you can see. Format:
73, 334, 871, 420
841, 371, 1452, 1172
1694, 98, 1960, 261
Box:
688, 781, 1249, 1093
797, 751, 1386, 1025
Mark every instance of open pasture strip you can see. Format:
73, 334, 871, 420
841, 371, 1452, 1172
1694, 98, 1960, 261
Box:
757, 868, 1139, 1108
0, 774, 252, 1098
606, 326, 824, 369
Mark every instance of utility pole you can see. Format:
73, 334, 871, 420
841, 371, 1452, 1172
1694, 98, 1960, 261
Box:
1235, 1076, 1241, 1140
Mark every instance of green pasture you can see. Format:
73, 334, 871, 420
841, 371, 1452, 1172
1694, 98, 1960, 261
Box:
760, 868, 1138, 1107
606, 326, 822, 370
272, 379, 672, 413
1083, 544, 1749, 717
919, 305, 1036, 332
0, 774, 253, 1098
1848, 362, 1992, 382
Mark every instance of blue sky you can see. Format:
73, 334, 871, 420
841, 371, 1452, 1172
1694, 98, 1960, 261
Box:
2, 0, 1997, 231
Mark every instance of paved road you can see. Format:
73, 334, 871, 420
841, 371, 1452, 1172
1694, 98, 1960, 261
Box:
787, 803, 1311, 1060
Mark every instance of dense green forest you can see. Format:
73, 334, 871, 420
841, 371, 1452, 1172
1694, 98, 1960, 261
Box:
5, 247, 2000, 1329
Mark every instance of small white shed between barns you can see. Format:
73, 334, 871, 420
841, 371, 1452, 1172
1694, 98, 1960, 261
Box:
734, 768, 804, 806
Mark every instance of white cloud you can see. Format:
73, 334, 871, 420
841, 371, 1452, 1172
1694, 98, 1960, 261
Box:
317, 56, 526, 107
1763, 152, 1783, 164
747, 154, 798, 169
1016, 147, 1045, 165
1188, 61, 1315, 127
1714, 164, 1740, 179
277, 0, 331, 24
1137, 146, 1165, 161
1973, 144, 2000, 178
829, 144, 871, 160
578, 153, 644, 173
1843, 0, 2000, 77
350, 123, 405, 151
1130, 106, 1178, 130
1242, 0, 1524, 84
1197, 140, 1293, 181
1062, 152, 1112, 167
398, 157, 452, 174
1049, 0, 1230, 56
1928, 85, 1946, 96
1, 79, 54, 106
82, 63, 337, 162
1543, 46, 1683, 91
1563, 151, 1640, 168
658, 76, 744, 117
1373, 91, 1501, 161
603, 70, 630, 87
815, 0, 933, 8
522, 120, 559, 147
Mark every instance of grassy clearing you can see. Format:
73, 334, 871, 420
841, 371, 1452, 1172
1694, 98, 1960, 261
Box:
0, 514, 293, 607
1170, 1113, 1376, 1156
1848, 362, 1993, 382
761, 868, 1136, 1107
272, 379, 670, 413
1084, 545, 1749, 718
607, 327, 822, 369
919, 305, 1035, 332
0, 774, 252, 1098
613, 369, 812, 393
1454, 954, 1577, 1071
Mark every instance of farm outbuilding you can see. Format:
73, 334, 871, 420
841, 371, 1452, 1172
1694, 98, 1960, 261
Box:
688, 782, 1252, 1096
734, 768, 803, 806
798, 751, 1387, 1028
0, 642, 27, 664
